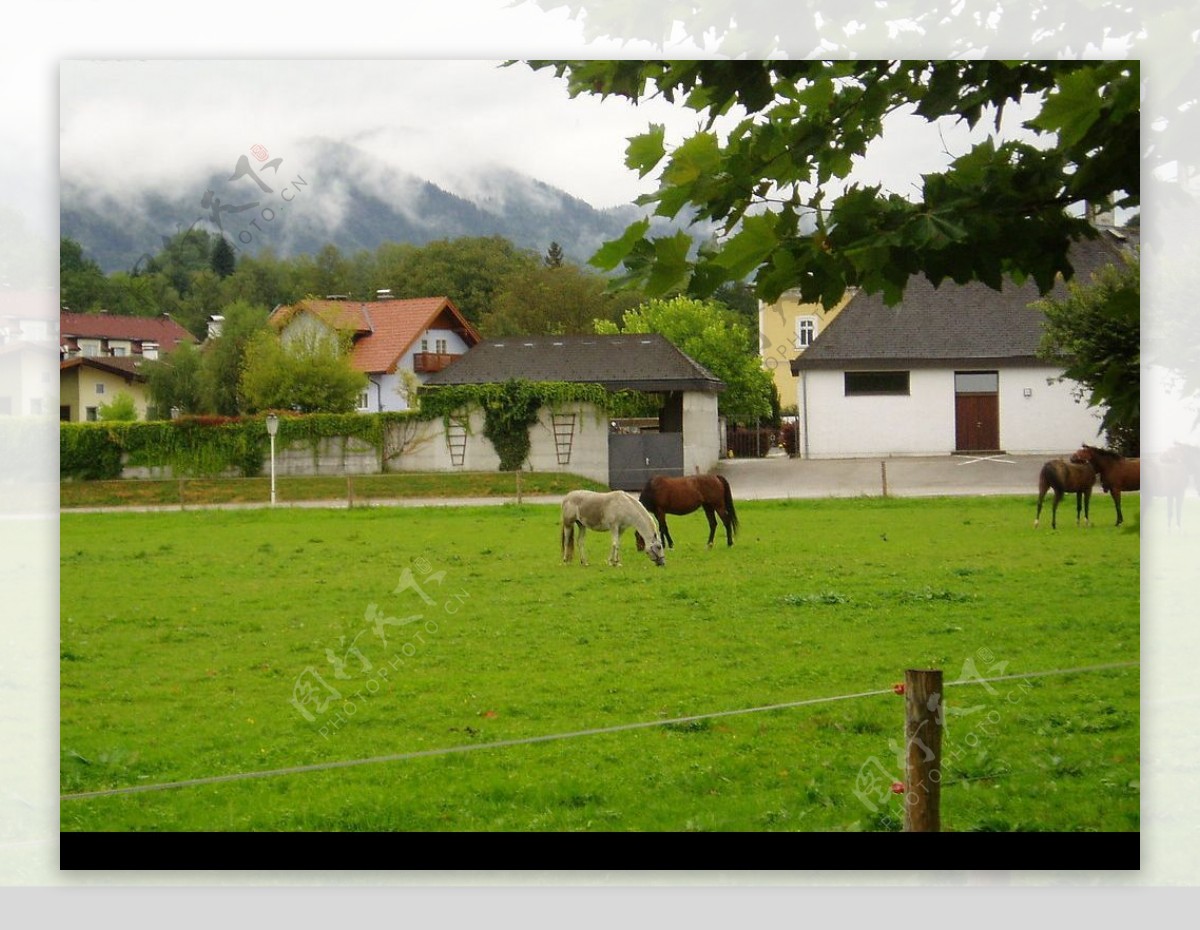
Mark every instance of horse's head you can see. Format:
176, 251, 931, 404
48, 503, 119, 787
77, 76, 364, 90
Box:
1071, 445, 1098, 466
644, 534, 666, 567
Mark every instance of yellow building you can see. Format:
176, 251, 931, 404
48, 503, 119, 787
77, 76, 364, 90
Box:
758, 289, 852, 408
59, 356, 150, 421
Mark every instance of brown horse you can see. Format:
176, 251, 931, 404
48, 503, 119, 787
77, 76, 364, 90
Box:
1071, 445, 1140, 526
636, 474, 739, 550
1034, 459, 1097, 529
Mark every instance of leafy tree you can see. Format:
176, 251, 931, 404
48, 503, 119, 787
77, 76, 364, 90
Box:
97, 391, 139, 422
1034, 252, 1140, 454
219, 248, 295, 309
482, 262, 642, 336
197, 300, 271, 415
544, 241, 566, 268
146, 228, 219, 297
595, 296, 773, 422
239, 329, 366, 414
60, 237, 109, 313
375, 236, 540, 325
526, 61, 1138, 309
144, 341, 204, 419
210, 237, 237, 279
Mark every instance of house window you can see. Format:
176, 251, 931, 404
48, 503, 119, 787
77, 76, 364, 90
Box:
358, 388, 370, 411
79, 340, 100, 357
954, 371, 999, 394
143, 343, 159, 359
844, 371, 910, 396
85, 406, 98, 421
95, 383, 106, 395
420, 338, 429, 353
435, 338, 448, 355
112, 346, 128, 357
795, 316, 818, 349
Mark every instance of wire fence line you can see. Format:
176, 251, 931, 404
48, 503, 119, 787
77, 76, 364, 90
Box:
61, 660, 1139, 802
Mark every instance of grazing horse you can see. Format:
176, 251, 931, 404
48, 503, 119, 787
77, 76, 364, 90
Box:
1070, 445, 1140, 526
1034, 459, 1097, 529
637, 474, 739, 550
561, 489, 666, 568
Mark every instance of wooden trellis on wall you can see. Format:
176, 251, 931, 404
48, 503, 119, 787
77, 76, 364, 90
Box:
445, 419, 468, 467
552, 413, 576, 465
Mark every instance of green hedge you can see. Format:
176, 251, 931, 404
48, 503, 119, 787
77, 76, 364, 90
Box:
60, 412, 418, 480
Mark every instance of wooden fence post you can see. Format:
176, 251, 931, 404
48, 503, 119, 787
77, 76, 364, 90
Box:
515, 470, 523, 505
904, 667, 943, 832
881, 461, 889, 498
347, 474, 355, 508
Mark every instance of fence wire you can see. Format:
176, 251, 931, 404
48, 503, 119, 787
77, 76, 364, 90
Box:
61, 660, 1138, 801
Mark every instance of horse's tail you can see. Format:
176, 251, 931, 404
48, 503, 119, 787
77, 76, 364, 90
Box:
1039, 460, 1066, 495
719, 475, 739, 536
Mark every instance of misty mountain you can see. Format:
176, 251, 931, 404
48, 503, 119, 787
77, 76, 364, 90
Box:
61, 138, 713, 274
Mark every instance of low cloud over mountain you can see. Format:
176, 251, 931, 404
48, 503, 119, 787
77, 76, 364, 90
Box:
61, 137, 708, 273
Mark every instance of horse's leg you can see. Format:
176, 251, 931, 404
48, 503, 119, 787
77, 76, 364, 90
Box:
577, 524, 588, 566
720, 506, 734, 547
1035, 486, 1047, 528
608, 526, 622, 566
1113, 490, 1123, 526
658, 511, 673, 549
1051, 488, 1063, 530
1083, 489, 1092, 527
703, 505, 718, 549
1074, 491, 1083, 526
562, 520, 574, 563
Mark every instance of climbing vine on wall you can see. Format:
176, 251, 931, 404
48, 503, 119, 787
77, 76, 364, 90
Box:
418, 380, 653, 471
60, 412, 417, 480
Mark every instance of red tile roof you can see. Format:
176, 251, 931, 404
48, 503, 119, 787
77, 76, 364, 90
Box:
60, 355, 148, 381
269, 297, 480, 375
59, 311, 195, 351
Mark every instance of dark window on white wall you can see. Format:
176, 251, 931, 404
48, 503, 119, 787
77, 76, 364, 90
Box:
844, 371, 910, 396
954, 371, 999, 394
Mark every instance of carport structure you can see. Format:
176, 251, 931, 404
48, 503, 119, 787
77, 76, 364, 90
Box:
422, 333, 725, 489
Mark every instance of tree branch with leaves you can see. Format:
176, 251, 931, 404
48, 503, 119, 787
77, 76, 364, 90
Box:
525, 60, 1139, 309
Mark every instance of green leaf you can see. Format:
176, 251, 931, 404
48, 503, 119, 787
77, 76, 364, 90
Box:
645, 231, 694, 296
711, 212, 779, 280
662, 131, 721, 187
589, 218, 650, 272
1027, 68, 1103, 150
625, 125, 666, 178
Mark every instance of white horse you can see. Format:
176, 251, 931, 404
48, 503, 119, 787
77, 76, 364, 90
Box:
561, 490, 666, 567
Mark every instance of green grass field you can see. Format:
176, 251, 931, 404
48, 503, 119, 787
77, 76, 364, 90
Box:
60, 495, 1140, 832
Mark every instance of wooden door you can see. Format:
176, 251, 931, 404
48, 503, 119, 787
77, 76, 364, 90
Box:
954, 371, 1000, 452
955, 394, 1000, 451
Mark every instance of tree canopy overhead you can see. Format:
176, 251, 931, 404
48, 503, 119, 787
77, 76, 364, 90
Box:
525, 60, 1139, 308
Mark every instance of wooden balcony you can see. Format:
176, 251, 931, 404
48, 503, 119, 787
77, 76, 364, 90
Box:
413, 351, 461, 373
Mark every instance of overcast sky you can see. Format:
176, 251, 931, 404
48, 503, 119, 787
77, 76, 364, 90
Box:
58, 59, 1039, 214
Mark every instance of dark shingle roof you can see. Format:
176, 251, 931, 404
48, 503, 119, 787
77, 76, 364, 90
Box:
422, 333, 725, 393
792, 228, 1138, 372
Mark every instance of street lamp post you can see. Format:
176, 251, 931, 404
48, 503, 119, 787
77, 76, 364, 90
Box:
266, 413, 279, 506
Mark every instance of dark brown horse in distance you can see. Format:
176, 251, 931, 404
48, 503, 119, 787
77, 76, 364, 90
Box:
636, 474, 739, 550
1034, 458, 1097, 529
1071, 444, 1140, 526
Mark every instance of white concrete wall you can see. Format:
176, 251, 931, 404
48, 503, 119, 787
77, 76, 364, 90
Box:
997, 365, 1105, 454
681, 391, 722, 474
798, 365, 1105, 458
524, 404, 609, 485
385, 403, 608, 483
